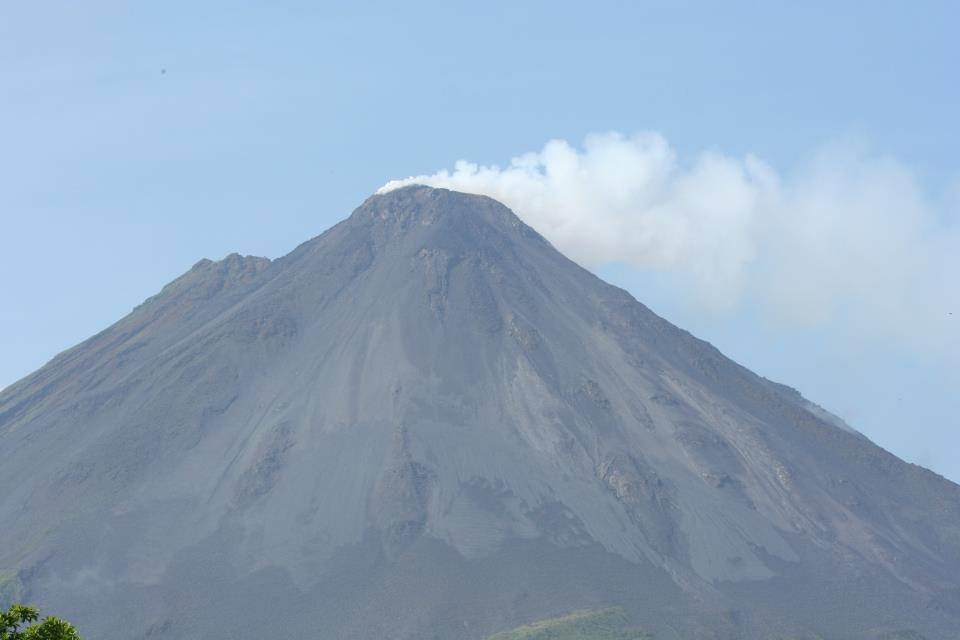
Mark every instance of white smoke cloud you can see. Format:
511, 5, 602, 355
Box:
381, 132, 959, 363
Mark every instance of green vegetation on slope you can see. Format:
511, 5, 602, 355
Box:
487, 608, 652, 640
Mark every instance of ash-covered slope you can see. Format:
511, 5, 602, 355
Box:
1, 186, 959, 639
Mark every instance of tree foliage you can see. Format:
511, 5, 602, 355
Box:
0, 604, 81, 640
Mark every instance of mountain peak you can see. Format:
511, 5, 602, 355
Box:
2, 187, 959, 640
352, 184, 536, 239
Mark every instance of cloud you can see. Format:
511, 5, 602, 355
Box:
381, 132, 959, 363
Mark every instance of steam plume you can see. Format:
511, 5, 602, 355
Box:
381, 132, 959, 362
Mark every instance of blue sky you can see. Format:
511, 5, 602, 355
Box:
1, 2, 958, 480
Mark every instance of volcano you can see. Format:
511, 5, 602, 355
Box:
2, 186, 959, 639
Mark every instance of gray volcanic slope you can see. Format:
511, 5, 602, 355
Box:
2, 186, 959, 639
